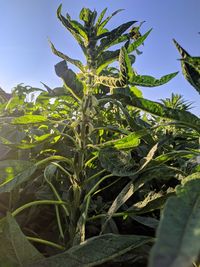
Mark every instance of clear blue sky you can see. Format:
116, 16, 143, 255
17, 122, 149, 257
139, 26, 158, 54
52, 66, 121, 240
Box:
0, 0, 199, 115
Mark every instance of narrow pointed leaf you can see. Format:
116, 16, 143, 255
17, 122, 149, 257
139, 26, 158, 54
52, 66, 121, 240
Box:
98, 21, 136, 52
149, 179, 200, 267
173, 39, 200, 94
127, 29, 152, 53
57, 5, 86, 53
66, 15, 88, 40
29, 234, 152, 267
95, 8, 107, 28
50, 41, 84, 71
97, 9, 124, 35
0, 213, 43, 266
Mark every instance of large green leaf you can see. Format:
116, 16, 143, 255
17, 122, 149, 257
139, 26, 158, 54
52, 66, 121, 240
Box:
0, 213, 43, 267
126, 97, 200, 133
149, 179, 200, 267
0, 160, 37, 192
29, 234, 152, 267
129, 72, 178, 87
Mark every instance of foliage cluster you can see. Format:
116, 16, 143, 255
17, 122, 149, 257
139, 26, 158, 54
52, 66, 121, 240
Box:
0, 5, 199, 267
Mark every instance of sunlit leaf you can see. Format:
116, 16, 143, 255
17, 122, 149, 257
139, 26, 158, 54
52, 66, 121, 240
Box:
0, 160, 37, 192
11, 115, 47, 125
129, 72, 178, 87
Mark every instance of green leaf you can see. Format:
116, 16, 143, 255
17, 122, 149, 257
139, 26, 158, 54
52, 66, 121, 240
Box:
100, 132, 142, 150
50, 41, 84, 71
127, 29, 152, 53
173, 39, 200, 94
149, 179, 200, 267
129, 189, 175, 214
101, 143, 159, 231
66, 14, 88, 40
97, 9, 124, 36
130, 86, 143, 97
101, 181, 135, 233
0, 160, 37, 192
96, 50, 120, 74
98, 21, 136, 52
96, 29, 151, 70
57, 5, 86, 54
79, 8, 92, 24
29, 234, 151, 267
99, 148, 136, 176
55, 60, 84, 100
127, 97, 200, 133
11, 115, 47, 125
120, 47, 133, 80
0, 213, 43, 267
181, 172, 200, 185
95, 8, 107, 28
129, 72, 178, 87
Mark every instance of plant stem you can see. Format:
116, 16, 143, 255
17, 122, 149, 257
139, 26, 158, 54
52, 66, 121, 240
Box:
27, 236, 65, 250
12, 200, 67, 217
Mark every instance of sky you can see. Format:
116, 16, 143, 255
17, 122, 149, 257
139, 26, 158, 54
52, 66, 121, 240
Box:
0, 0, 199, 115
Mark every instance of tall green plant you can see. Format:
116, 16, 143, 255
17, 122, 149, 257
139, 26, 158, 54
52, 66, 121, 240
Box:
0, 6, 199, 267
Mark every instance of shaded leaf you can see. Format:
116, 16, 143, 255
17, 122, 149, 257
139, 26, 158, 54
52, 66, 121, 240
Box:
99, 148, 136, 176
0, 213, 43, 267
149, 179, 200, 267
55, 60, 84, 99
29, 234, 152, 267
129, 189, 175, 214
